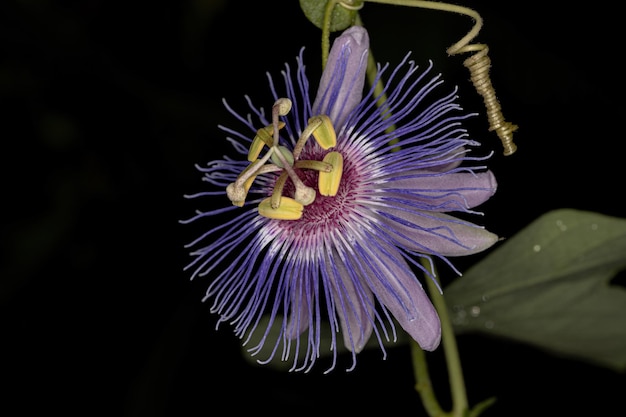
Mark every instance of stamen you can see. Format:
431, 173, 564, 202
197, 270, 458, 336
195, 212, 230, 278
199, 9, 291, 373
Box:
293, 117, 323, 159
229, 98, 345, 219
270, 141, 316, 206
258, 196, 304, 220
227, 148, 276, 205
229, 175, 256, 207
270, 165, 316, 210
227, 164, 283, 207
270, 171, 289, 209
294, 160, 333, 172
248, 122, 285, 162
318, 151, 343, 197
309, 115, 337, 150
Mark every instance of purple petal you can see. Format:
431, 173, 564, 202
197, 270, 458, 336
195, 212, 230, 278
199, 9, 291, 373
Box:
384, 170, 497, 211
311, 26, 369, 128
424, 146, 468, 172
353, 240, 441, 351
285, 275, 310, 339
327, 249, 375, 353
378, 210, 499, 256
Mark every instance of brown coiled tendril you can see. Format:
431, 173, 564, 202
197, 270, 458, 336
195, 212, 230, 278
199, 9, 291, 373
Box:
463, 49, 517, 155
445, 6, 518, 155
337, 0, 518, 155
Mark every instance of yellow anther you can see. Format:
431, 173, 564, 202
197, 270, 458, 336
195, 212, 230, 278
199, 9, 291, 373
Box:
309, 115, 337, 150
248, 137, 266, 162
258, 196, 304, 220
318, 151, 343, 197
248, 122, 285, 161
294, 160, 333, 172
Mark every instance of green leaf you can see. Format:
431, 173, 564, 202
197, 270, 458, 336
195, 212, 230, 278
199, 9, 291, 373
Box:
299, 0, 359, 32
444, 209, 626, 371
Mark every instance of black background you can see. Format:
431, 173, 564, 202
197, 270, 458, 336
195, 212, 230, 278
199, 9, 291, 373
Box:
2, 1, 625, 416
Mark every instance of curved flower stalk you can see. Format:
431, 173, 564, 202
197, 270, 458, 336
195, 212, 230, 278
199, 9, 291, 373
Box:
181, 26, 498, 372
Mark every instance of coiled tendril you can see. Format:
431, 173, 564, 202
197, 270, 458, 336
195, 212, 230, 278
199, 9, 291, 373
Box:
331, 0, 518, 156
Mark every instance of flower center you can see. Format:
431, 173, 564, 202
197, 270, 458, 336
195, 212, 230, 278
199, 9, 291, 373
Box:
226, 98, 345, 220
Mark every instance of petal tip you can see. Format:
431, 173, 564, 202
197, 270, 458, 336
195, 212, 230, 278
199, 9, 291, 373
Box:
418, 330, 441, 351
342, 25, 368, 46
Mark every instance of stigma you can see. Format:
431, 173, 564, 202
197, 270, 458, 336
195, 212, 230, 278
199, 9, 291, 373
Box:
226, 98, 344, 220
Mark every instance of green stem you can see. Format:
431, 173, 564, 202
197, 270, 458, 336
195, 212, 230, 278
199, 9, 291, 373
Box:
421, 259, 469, 417
411, 338, 445, 416
321, 0, 338, 69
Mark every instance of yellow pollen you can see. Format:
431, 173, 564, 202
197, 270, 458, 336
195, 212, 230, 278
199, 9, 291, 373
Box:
309, 115, 337, 150
248, 122, 285, 162
258, 196, 304, 220
228, 101, 347, 220
318, 151, 343, 196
